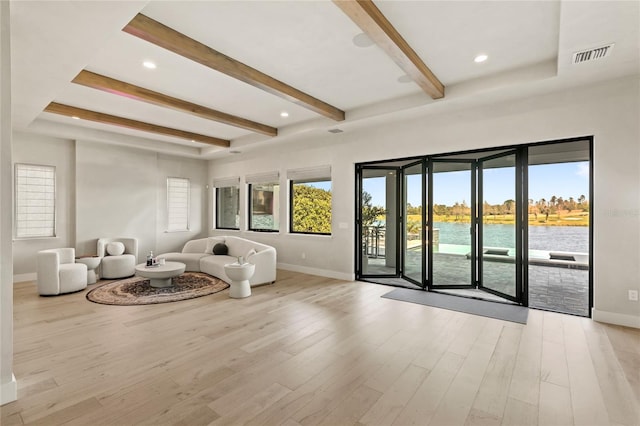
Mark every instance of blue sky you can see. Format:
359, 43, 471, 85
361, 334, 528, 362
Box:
364, 162, 589, 207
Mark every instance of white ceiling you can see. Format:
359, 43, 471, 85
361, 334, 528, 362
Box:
9, 0, 640, 159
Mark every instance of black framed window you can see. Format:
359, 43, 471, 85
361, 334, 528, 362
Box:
215, 185, 239, 230
289, 178, 332, 235
249, 182, 280, 232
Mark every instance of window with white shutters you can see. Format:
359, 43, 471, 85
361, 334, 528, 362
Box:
167, 177, 190, 232
15, 164, 56, 238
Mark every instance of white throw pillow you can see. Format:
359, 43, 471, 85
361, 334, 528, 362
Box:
205, 237, 225, 254
106, 242, 125, 256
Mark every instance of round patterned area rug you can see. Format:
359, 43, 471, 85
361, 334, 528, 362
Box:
86, 272, 229, 306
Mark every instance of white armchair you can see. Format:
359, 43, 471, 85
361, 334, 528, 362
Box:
97, 237, 138, 279
37, 248, 87, 296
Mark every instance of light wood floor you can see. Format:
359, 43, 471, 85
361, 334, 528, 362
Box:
1, 270, 639, 425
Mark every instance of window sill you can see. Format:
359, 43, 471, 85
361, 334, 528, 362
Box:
13, 236, 59, 242
286, 233, 333, 239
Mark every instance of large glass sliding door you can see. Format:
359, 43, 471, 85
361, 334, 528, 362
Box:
429, 160, 475, 288
428, 152, 522, 301
358, 167, 399, 278
478, 151, 521, 301
402, 161, 425, 285
355, 138, 592, 314
356, 159, 425, 285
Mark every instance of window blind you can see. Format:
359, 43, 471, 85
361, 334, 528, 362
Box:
15, 164, 56, 238
245, 171, 279, 185
167, 177, 190, 232
286, 165, 331, 182
212, 176, 240, 188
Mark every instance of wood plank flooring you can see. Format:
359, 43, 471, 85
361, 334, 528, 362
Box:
1, 270, 639, 425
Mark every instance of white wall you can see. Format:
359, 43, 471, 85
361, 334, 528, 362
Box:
156, 154, 208, 254
12, 133, 76, 277
75, 141, 208, 261
10, 139, 208, 276
209, 76, 640, 327
0, 0, 16, 405
76, 141, 158, 261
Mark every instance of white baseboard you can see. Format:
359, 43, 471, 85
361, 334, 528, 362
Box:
1, 374, 17, 405
592, 308, 640, 329
13, 272, 36, 283
277, 263, 354, 282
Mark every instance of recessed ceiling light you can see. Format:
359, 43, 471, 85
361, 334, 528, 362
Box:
474, 54, 488, 63
397, 75, 412, 83
143, 61, 157, 69
353, 32, 374, 48
280, 111, 289, 118
71, 116, 80, 120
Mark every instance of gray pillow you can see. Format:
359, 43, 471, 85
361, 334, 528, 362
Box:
213, 243, 228, 255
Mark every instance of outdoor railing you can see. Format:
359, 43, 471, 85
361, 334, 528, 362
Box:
363, 226, 385, 258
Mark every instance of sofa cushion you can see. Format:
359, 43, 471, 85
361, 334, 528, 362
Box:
213, 243, 229, 255
106, 242, 125, 256
204, 237, 226, 254
200, 255, 235, 284
158, 253, 207, 272
225, 237, 258, 257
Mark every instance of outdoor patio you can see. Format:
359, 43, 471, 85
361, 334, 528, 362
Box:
363, 251, 589, 317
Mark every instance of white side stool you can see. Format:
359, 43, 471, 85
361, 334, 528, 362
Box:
224, 263, 255, 298
75, 256, 101, 284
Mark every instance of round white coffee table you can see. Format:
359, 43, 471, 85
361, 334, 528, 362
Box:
224, 263, 255, 298
135, 262, 186, 288
76, 256, 101, 284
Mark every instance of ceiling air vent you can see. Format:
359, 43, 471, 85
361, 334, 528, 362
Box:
328, 128, 344, 134
572, 44, 614, 64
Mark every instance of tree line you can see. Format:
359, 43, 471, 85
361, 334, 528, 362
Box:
405, 194, 589, 219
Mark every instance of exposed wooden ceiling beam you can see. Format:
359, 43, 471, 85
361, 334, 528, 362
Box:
73, 70, 277, 137
123, 13, 345, 121
44, 102, 230, 148
333, 0, 445, 99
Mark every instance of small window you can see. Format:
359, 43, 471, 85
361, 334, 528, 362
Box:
249, 183, 280, 232
214, 176, 240, 230
167, 177, 190, 232
14, 163, 56, 238
288, 166, 332, 235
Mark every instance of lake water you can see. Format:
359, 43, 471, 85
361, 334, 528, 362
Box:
434, 222, 589, 253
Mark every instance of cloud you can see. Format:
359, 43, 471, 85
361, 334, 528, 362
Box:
576, 163, 589, 178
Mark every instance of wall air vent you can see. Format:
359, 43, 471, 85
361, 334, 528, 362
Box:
572, 44, 614, 64
328, 128, 344, 134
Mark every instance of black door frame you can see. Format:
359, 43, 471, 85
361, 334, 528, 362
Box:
427, 158, 477, 290
354, 135, 593, 313
400, 159, 427, 288
356, 164, 402, 280
476, 149, 522, 303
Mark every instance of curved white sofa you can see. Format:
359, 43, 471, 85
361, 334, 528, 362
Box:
158, 236, 276, 286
